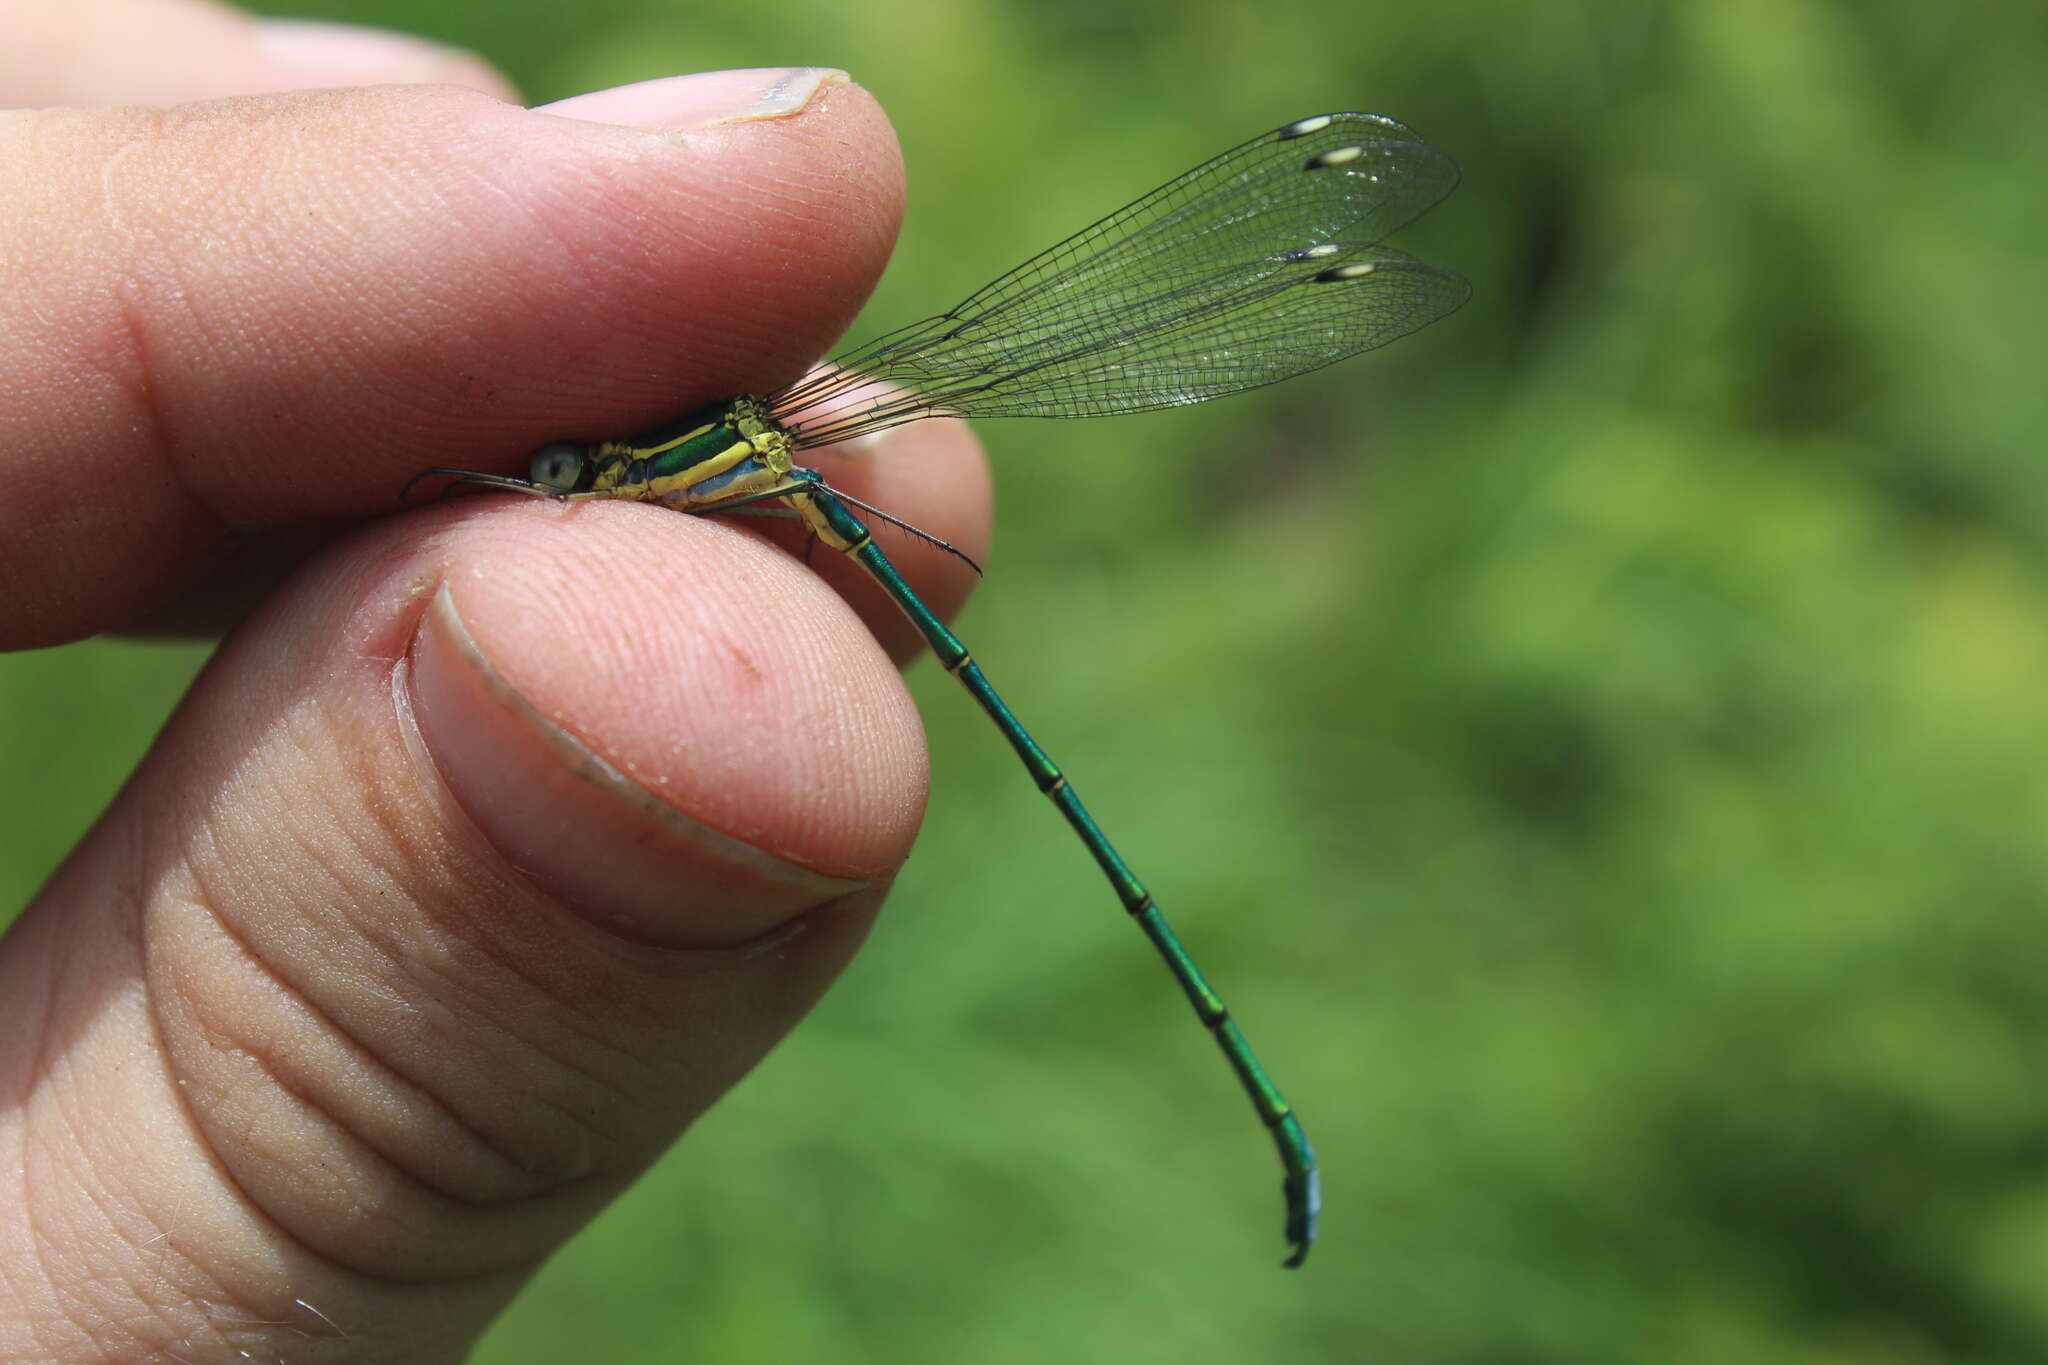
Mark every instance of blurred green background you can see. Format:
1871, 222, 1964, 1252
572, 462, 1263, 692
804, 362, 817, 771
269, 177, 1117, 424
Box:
7, 0, 2047, 1360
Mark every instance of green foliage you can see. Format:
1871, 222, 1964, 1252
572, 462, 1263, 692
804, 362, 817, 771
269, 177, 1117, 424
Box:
8, 0, 2046, 1359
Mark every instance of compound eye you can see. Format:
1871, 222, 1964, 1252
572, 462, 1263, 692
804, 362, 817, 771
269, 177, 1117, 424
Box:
528, 442, 587, 491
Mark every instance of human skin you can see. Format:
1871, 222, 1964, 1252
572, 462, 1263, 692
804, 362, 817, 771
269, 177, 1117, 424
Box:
0, 3, 991, 1359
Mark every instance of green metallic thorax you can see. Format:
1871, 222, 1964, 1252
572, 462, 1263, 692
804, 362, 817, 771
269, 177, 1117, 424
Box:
587, 395, 788, 501
582, 395, 852, 550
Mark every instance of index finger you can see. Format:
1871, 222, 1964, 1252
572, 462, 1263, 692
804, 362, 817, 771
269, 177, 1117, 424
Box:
0, 70, 904, 648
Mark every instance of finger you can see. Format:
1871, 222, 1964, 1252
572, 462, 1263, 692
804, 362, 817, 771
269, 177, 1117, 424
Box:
0, 71, 993, 649
0, 0, 518, 107
0, 493, 925, 1358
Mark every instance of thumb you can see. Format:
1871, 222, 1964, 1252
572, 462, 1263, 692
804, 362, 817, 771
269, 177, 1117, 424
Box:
0, 494, 927, 1359
0, 65, 938, 1360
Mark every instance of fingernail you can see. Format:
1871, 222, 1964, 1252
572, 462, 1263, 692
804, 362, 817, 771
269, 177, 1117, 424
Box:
540, 67, 849, 130
402, 584, 865, 948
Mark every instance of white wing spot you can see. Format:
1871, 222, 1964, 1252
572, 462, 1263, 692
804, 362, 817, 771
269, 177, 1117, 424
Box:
1278, 114, 1335, 139
1305, 145, 1365, 169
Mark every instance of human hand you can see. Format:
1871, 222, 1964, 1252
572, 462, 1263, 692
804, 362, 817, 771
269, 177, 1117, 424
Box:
1, 4, 989, 1359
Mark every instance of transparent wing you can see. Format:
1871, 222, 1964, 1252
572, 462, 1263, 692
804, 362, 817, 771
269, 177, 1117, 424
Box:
771, 112, 1469, 448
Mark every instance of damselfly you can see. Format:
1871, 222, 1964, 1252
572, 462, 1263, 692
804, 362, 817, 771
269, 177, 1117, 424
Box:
412, 111, 1468, 1266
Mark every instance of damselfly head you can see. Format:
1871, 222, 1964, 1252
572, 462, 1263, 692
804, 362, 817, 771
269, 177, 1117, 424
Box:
528, 441, 595, 492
